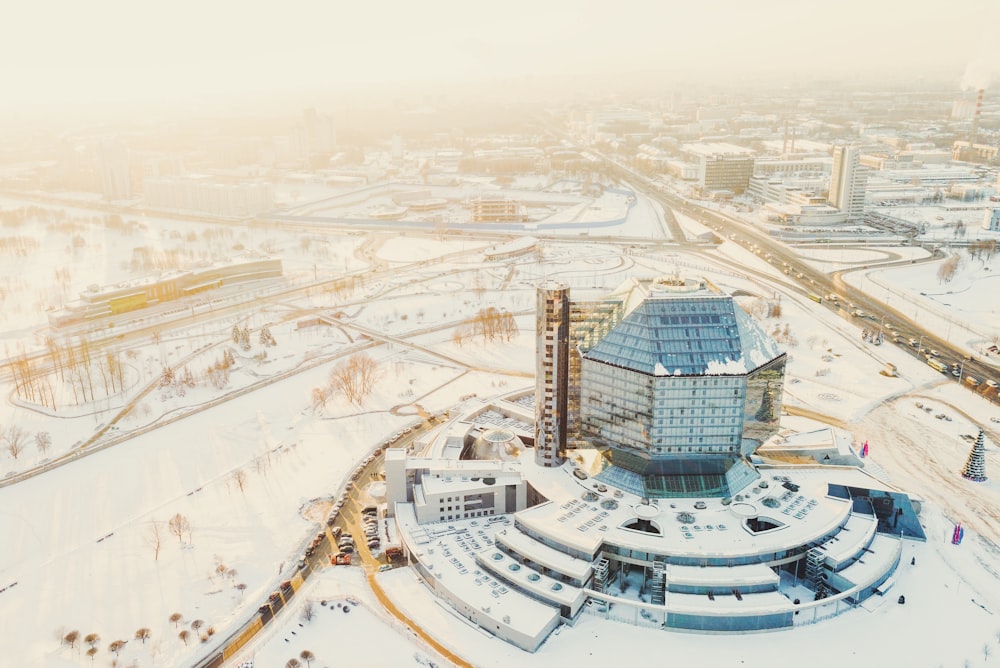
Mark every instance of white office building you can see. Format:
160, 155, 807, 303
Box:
828, 146, 868, 221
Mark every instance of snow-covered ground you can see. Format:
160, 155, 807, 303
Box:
1, 192, 1000, 667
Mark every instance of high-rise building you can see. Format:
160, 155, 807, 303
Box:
387, 276, 925, 651
681, 142, 755, 194
828, 145, 867, 221
300, 107, 336, 160
535, 282, 569, 467
580, 277, 786, 497
96, 138, 131, 201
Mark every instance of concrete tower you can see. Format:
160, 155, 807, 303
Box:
535, 281, 569, 467
96, 138, 131, 201
829, 145, 867, 221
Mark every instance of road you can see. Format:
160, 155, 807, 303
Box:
590, 149, 1000, 402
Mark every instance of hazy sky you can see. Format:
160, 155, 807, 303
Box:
5, 0, 1000, 114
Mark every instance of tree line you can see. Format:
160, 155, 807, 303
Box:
452, 307, 519, 347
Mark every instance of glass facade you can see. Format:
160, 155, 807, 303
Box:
567, 299, 625, 443
741, 356, 786, 456
578, 291, 786, 497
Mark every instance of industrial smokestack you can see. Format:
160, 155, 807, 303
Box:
968, 88, 985, 148
782, 119, 788, 156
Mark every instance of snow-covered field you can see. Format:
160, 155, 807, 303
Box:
1, 191, 999, 667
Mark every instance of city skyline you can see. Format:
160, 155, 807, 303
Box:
5, 0, 1000, 119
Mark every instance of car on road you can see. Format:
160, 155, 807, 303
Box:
986, 380, 998, 388
930, 349, 940, 357
378, 564, 393, 572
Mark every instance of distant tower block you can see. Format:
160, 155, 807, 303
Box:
961, 429, 988, 482
535, 281, 570, 467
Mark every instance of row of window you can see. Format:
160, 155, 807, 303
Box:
437, 509, 495, 521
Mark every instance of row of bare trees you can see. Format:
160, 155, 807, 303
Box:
8, 336, 127, 410
452, 307, 518, 346
61, 627, 150, 662
312, 353, 380, 410
967, 239, 997, 262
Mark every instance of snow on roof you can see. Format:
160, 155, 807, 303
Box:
394, 504, 560, 638
512, 452, 857, 562
682, 142, 755, 157
585, 292, 783, 376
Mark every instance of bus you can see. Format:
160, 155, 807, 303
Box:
927, 358, 948, 373
807, 293, 823, 304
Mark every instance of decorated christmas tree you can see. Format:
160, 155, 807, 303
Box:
961, 429, 988, 482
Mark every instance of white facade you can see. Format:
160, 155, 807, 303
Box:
96, 138, 130, 201
984, 208, 1000, 232
536, 282, 570, 467
144, 177, 275, 218
829, 145, 867, 221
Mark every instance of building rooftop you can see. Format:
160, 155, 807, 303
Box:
515, 448, 899, 562
394, 504, 560, 641
584, 292, 784, 376
682, 142, 755, 158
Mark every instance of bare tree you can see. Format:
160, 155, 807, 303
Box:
84, 633, 100, 649
168, 612, 183, 628
190, 620, 204, 634
286, 659, 301, 668
35, 431, 52, 456
168, 513, 190, 544
135, 628, 150, 644
108, 640, 126, 656
329, 353, 380, 406
938, 254, 960, 283
86, 646, 98, 662
178, 630, 189, 645
232, 469, 248, 496
3, 425, 28, 460
63, 630, 80, 650
300, 650, 315, 667
300, 601, 315, 623
148, 521, 162, 561
310, 386, 329, 412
